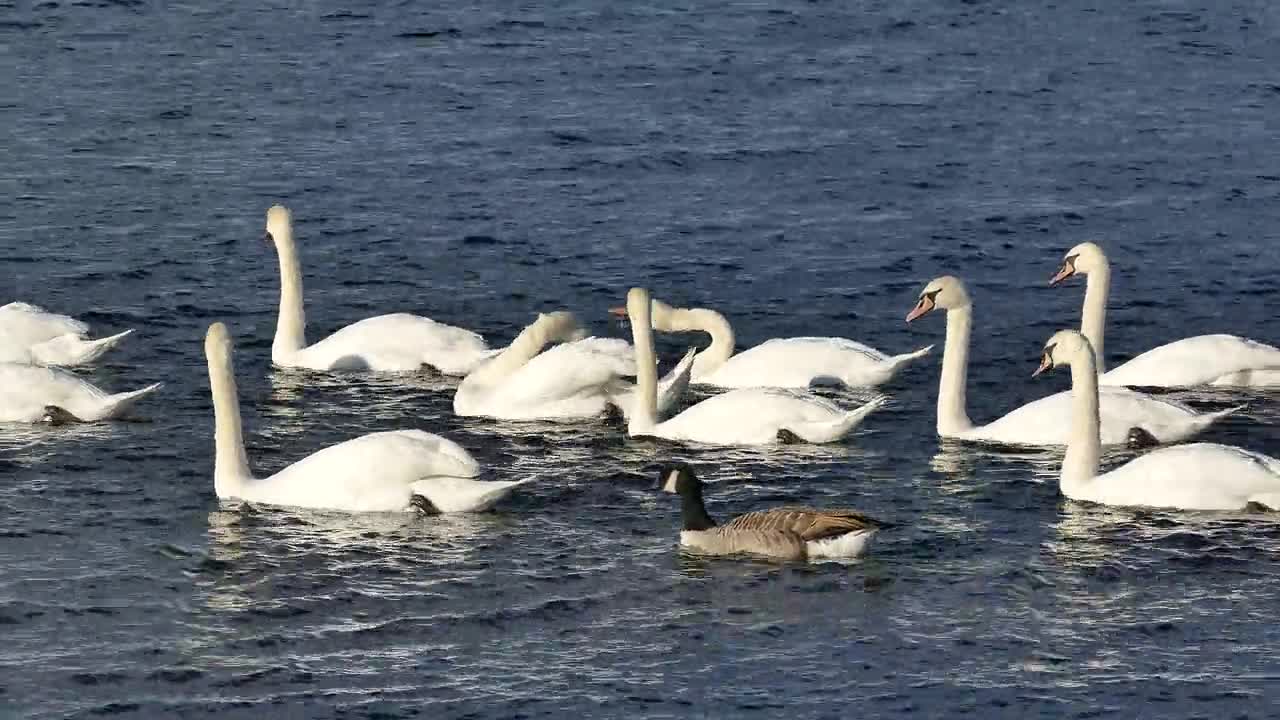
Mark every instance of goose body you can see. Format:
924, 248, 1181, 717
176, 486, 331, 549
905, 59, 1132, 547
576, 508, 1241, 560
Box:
0, 363, 160, 423
625, 288, 882, 445
1052, 242, 1280, 387
263, 205, 496, 375
0, 302, 133, 366
621, 298, 930, 388
662, 464, 881, 561
906, 276, 1236, 446
206, 322, 526, 513
1037, 330, 1280, 510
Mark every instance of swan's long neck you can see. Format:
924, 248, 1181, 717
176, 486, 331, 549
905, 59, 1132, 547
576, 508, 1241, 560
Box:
272, 229, 307, 360
937, 305, 975, 435
651, 302, 734, 377
208, 344, 252, 496
465, 312, 576, 385
1080, 266, 1110, 374
1062, 346, 1102, 494
629, 298, 660, 434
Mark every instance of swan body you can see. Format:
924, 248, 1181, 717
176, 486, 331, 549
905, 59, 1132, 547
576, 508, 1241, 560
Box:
0, 363, 160, 423
626, 287, 882, 445
1052, 241, 1280, 387
906, 275, 1236, 446
264, 205, 496, 375
206, 322, 525, 513
662, 464, 881, 560
0, 302, 133, 366
624, 298, 931, 388
1038, 330, 1280, 510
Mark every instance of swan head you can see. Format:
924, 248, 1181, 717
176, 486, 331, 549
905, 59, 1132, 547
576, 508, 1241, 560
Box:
659, 462, 700, 495
626, 287, 652, 322
205, 322, 233, 360
264, 205, 293, 246
1033, 329, 1092, 377
906, 275, 969, 322
1050, 241, 1107, 285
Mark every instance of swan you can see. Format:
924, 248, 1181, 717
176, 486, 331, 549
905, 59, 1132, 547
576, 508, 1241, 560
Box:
453, 310, 694, 421
1035, 330, 1280, 510
0, 363, 160, 423
611, 296, 931, 388
1051, 241, 1280, 387
262, 205, 497, 374
0, 302, 133, 366
660, 463, 881, 560
905, 276, 1237, 446
626, 287, 883, 445
205, 322, 527, 513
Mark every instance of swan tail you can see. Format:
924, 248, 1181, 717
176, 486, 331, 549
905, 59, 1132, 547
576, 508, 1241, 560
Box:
1245, 493, 1280, 512
886, 345, 934, 373
654, 347, 697, 414
30, 329, 135, 366
93, 382, 163, 420
1180, 403, 1246, 440
780, 397, 885, 444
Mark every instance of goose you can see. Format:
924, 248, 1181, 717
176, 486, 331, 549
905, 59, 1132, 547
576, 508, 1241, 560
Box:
1035, 330, 1280, 510
0, 363, 160, 423
453, 310, 694, 421
905, 276, 1237, 446
262, 205, 498, 374
626, 287, 883, 445
205, 321, 527, 513
611, 296, 931, 388
0, 302, 133, 366
659, 463, 882, 560
1051, 241, 1280, 387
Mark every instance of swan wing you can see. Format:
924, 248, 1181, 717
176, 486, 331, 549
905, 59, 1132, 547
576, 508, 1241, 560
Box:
0, 363, 107, 422
409, 477, 532, 513
0, 302, 89, 345
703, 337, 906, 388
1084, 443, 1280, 510
654, 388, 855, 445
1102, 334, 1280, 388
966, 387, 1216, 446
298, 314, 491, 374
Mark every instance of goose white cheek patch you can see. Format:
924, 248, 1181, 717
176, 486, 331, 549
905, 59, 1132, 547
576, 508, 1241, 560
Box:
662, 471, 681, 493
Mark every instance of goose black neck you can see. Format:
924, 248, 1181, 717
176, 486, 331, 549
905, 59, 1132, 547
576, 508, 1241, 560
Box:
680, 484, 717, 531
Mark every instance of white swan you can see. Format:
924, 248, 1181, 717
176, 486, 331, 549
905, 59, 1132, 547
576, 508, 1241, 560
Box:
205, 322, 527, 513
1051, 241, 1280, 387
453, 311, 694, 421
612, 296, 931, 388
905, 276, 1236, 446
626, 288, 883, 445
0, 363, 160, 423
1036, 329, 1280, 510
263, 205, 496, 374
0, 302, 133, 366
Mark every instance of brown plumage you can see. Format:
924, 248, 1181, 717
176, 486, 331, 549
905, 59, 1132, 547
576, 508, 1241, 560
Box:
723, 507, 881, 542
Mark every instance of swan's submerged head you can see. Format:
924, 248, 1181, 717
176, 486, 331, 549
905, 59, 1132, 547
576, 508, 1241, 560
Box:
1050, 241, 1107, 285
264, 205, 292, 246
1034, 329, 1091, 377
906, 275, 969, 322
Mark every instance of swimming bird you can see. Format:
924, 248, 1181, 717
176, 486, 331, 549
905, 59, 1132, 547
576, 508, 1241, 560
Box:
0, 302, 133, 366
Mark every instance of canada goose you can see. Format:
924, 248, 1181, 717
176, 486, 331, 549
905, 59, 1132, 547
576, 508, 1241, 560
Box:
659, 463, 883, 560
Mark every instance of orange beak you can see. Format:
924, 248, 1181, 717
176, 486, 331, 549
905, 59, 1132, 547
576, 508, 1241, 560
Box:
905, 296, 934, 323
1032, 352, 1053, 377
1049, 262, 1075, 286
608, 306, 627, 318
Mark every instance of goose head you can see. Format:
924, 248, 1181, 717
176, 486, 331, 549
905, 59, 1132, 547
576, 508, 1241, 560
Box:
659, 462, 700, 495
1049, 241, 1106, 285
905, 275, 970, 322
263, 205, 293, 246
1033, 329, 1091, 377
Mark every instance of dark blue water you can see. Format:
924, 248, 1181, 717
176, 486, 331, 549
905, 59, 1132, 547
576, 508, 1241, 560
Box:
5, 1, 1280, 717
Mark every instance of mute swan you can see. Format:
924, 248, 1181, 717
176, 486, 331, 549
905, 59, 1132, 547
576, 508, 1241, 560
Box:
453, 310, 694, 421
263, 205, 497, 374
0, 302, 133, 366
905, 276, 1236, 446
626, 288, 883, 445
1036, 330, 1280, 510
0, 363, 160, 423
1051, 241, 1280, 387
205, 322, 527, 513
660, 463, 881, 560
611, 297, 930, 388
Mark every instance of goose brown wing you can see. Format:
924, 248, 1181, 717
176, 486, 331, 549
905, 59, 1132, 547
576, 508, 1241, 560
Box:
724, 506, 882, 542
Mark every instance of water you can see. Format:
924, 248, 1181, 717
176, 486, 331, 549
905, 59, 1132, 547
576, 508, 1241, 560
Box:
4, 0, 1280, 717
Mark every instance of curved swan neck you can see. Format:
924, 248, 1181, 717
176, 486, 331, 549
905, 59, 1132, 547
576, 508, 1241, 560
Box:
467, 312, 576, 385
272, 223, 307, 361
1062, 345, 1102, 492
937, 305, 975, 435
651, 301, 734, 377
628, 294, 660, 434
1080, 264, 1110, 374
207, 341, 252, 496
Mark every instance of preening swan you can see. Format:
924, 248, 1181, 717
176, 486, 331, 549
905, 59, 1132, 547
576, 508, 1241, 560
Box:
612, 296, 930, 388
262, 205, 497, 374
205, 322, 527, 513
0, 302, 133, 366
660, 463, 881, 560
0, 363, 160, 423
453, 310, 694, 421
1051, 241, 1280, 387
626, 288, 883, 445
905, 276, 1236, 446
1036, 330, 1280, 510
